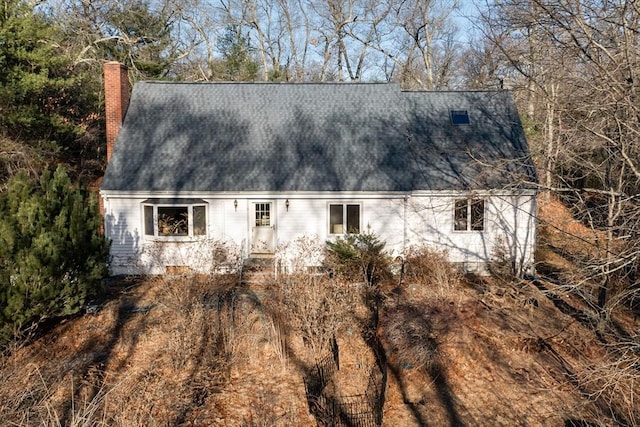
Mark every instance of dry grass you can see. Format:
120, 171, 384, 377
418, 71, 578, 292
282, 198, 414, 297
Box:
401, 246, 463, 302
378, 250, 462, 384
0, 274, 239, 426
2, 219, 640, 426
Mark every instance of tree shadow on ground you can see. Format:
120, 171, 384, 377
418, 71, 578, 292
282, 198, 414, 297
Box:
57, 275, 152, 422
374, 289, 464, 427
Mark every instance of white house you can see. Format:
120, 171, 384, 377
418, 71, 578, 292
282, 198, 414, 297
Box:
100, 62, 538, 276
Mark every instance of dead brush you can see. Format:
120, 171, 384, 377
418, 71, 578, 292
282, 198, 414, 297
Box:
265, 314, 288, 369
1, 366, 56, 425
381, 304, 439, 372
572, 341, 640, 424
103, 275, 231, 425
402, 246, 462, 302
166, 302, 210, 370
156, 273, 217, 311
1, 365, 133, 427
275, 272, 362, 358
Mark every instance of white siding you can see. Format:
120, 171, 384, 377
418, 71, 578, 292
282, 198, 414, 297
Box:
103, 198, 143, 275
406, 193, 536, 274
364, 198, 406, 255
102, 192, 536, 276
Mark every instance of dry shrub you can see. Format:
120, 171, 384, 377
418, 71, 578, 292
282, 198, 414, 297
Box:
276, 234, 324, 274
226, 291, 279, 369
137, 238, 242, 275
157, 273, 218, 311
0, 274, 236, 427
277, 273, 363, 357
380, 246, 463, 373
573, 341, 640, 425
89, 275, 231, 425
101, 274, 231, 425
158, 273, 234, 365
0, 365, 135, 427
158, 273, 283, 373
403, 246, 462, 301
0, 366, 58, 425
265, 316, 287, 367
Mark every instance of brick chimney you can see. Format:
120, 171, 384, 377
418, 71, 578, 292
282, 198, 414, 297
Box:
104, 62, 130, 162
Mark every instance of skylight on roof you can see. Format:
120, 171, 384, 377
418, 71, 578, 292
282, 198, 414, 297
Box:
450, 110, 470, 125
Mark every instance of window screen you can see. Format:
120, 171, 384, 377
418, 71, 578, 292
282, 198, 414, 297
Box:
346, 204, 360, 233
330, 204, 344, 234
454, 199, 468, 231
193, 205, 207, 235
470, 199, 485, 231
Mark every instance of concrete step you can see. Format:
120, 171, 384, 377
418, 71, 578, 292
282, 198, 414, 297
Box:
241, 257, 276, 285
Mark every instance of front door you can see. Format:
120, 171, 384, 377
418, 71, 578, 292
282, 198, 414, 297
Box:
251, 202, 275, 254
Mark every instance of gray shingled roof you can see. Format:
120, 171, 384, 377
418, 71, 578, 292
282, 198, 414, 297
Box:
101, 82, 537, 193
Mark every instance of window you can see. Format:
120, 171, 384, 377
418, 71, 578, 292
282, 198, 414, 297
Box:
454, 199, 484, 231
255, 203, 271, 226
450, 110, 470, 125
329, 204, 360, 234
143, 200, 207, 238
158, 206, 188, 235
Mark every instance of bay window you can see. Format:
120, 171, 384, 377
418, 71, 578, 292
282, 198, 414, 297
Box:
143, 199, 207, 238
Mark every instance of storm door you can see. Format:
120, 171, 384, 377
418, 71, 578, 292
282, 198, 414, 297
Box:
251, 202, 275, 254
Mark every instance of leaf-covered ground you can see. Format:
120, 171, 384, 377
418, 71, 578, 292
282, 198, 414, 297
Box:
1, 199, 639, 426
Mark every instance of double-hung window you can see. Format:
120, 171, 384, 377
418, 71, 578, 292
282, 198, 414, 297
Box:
454, 198, 485, 231
143, 199, 207, 238
329, 203, 360, 234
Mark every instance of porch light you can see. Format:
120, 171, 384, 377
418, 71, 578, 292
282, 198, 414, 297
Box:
234, 199, 238, 211
286, 199, 290, 211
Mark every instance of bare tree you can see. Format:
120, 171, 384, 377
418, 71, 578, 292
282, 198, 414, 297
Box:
392, 0, 461, 89
45, 0, 216, 80
480, 0, 640, 313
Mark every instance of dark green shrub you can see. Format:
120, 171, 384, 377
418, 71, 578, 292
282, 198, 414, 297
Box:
0, 167, 109, 344
325, 232, 392, 285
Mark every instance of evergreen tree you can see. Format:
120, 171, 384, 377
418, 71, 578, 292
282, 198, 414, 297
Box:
210, 25, 259, 81
325, 232, 392, 286
0, 0, 102, 183
99, 0, 175, 79
0, 167, 109, 344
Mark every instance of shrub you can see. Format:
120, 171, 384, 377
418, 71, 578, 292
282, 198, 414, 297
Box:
277, 273, 360, 355
0, 167, 109, 344
325, 232, 392, 286
402, 246, 461, 300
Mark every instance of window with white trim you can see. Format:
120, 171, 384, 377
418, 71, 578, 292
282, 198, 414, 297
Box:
329, 203, 360, 234
454, 198, 484, 231
255, 202, 271, 226
143, 200, 207, 238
